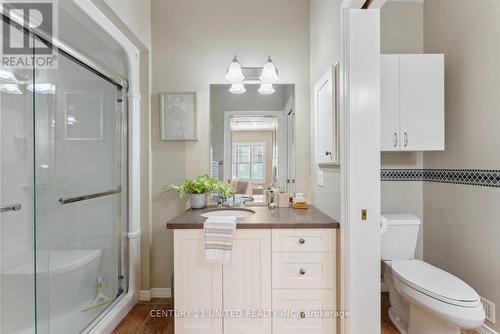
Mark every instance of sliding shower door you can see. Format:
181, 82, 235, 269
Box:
33, 44, 128, 333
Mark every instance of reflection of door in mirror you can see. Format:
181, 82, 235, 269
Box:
209, 84, 295, 204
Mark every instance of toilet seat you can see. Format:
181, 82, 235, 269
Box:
391, 260, 481, 308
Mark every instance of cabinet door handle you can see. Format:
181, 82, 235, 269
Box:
299, 268, 306, 275
325, 151, 332, 157
393, 132, 398, 148
299, 238, 305, 245
300, 311, 306, 319
404, 132, 408, 147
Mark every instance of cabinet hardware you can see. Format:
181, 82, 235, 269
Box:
1, 203, 21, 213
325, 151, 332, 157
299, 238, 305, 245
404, 132, 408, 147
300, 311, 306, 319
361, 209, 367, 221
393, 132, 398, 148
299, 268, 306, 275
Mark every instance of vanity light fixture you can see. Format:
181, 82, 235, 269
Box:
225, 54, 245, 83
226, 54, 279, 95
258, 56, 278, 95
259, 56, 279, 83
0, 69, 17, 82
258, 83, 275, 95
229, 83, 246, 95
27, 83, 56, 95
0, 83, 22, 94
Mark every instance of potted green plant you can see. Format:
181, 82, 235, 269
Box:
165, 175, 234, 209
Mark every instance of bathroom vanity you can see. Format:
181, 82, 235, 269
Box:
167, 206, 339, 334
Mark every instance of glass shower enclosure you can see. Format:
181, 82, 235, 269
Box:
1, 16, 128, 333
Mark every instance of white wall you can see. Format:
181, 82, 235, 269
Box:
103, 0, 152, 49
151, 0, 310, 289
310, 0, 342, 221
423, 0, 500, 331
380, 1, 424, 259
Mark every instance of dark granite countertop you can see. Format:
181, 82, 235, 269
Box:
166, 205, 339, 229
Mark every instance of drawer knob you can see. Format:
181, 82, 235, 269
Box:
299, 238, 305, 244
299, 268, 306, 275
300, 311, 306, 319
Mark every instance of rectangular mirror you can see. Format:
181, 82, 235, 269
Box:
209, 84, 295, 205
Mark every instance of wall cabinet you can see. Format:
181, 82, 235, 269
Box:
381, 54, 445, 151
314, 64, 339, 165
174, 229, 336, 334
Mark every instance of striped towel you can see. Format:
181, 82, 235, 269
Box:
204, 216, 237, 264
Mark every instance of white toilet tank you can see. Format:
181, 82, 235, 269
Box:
381, 214, 421, 260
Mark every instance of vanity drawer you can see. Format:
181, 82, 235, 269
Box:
273, 290, 335, 334
272, 253, 334, 289
272, 229, 334, 253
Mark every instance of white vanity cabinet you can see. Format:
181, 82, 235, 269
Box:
173, 228, 337, 334
381, 54, 445, 152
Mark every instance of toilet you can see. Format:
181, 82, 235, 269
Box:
381, 214, 485, 334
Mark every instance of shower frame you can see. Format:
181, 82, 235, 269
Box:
3, 3, 142, 332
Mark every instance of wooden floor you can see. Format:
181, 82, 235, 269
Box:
114, 295, 476, 334
112, 298, 173, 334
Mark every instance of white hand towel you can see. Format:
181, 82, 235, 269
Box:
204, 215, 237, 265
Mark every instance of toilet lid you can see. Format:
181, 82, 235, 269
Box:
391, 260, 480, 307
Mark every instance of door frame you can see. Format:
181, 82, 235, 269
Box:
339, 1, 386, 334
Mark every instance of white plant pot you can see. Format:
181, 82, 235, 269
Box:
190, 193, 206, 209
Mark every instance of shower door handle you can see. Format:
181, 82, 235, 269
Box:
1, 203, 22, 213
59, 187, 122, 205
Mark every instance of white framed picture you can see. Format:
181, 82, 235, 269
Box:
160, 92, 197, 141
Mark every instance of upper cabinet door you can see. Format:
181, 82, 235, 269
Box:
399, 54, 445, 151
381, 55, 401, 151
314, 64, 339, 165
223, 230, 272, 334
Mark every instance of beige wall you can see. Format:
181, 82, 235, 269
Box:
231, 131, 274, 186
151, 0, 311, 289
423, 0, 500, 331
380, 1, 424, 259
309, 0, 342, 220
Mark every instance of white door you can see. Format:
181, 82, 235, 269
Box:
380, 55, 400, 151
400, 54, 445, 151
314, 65, 338, 164
223, 230, 272, 334
174, 230, 223, 334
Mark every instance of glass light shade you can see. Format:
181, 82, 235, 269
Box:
0, 84, 22, 94
229, 83, 246, 94
27, 83, 56, 95
0, 69, 16, 81
258, 83, 275, 95
225, 56, 245, 83
259, 57, 279, 83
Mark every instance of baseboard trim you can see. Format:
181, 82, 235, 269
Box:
477, 323, 499, 334
139, 288, 172, 301
138, 290, 151, 301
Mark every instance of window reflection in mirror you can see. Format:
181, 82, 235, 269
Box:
209, 84, 295, 205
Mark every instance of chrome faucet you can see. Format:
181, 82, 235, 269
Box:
239, 196, 254, 208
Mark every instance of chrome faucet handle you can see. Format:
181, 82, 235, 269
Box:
239, 196, 254, 208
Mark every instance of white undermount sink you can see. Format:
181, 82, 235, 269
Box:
201, 209, 255, 219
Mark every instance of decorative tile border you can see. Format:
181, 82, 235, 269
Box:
381, 169, 500, 188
